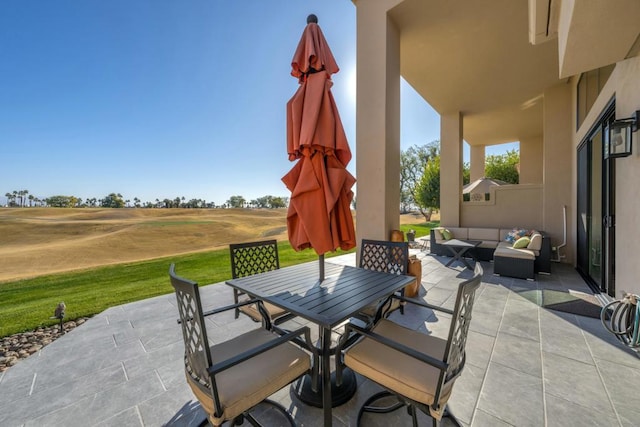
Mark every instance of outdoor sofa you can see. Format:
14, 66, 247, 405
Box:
430, 226, 551, 280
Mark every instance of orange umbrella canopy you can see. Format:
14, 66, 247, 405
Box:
282, 15, 356, 256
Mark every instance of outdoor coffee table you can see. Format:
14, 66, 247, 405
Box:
442, 239, 481, 269
226, 260, 415, 427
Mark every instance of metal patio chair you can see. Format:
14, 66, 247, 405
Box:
337, 263, 483, 426
355, 239, 410, 326
170, 264, 313, 427
229, 240, 293, 324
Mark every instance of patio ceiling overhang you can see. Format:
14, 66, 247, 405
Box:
387, 0, 563, 146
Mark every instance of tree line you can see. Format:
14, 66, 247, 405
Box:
3, 190, 290, 209
400, 141, 519, 220
5, 143, 518, 214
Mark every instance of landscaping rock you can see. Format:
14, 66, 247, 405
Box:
0, 317, 90, 372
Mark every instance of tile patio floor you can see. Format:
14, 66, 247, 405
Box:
2, 249, 640, 426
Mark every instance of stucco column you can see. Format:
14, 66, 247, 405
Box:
470, 145, 485, 181
519, 136, 543, 184
355, 1, 402, 244
543, 83, 573, 262
440, 112, 463, 226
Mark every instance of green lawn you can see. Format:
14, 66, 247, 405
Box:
399, 221, 439, 238
0, 220, 440, 338
0, 242, 352, 337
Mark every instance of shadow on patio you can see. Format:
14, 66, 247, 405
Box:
1, 250, 639, 426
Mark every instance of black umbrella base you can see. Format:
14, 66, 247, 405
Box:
292, 368, 357, 408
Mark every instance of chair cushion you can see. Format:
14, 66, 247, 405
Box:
344, 319, 454, 419
239, 301, 288, 322
187, 328, 310, 425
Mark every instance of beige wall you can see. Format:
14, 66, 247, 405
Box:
440, 112, 463, 226
572, 56, 640, 297
460, 185, 543, 229
470, 145, 485, 181
610, 57, 640, 297
354, 0, 402, 245
519, 136, 543, 184
543, 83, 573, 263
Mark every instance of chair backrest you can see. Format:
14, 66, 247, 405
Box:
442, 263, 483, 382
359, 239, 409, 275
169, 264, 214, 394
230, 240, 280, 279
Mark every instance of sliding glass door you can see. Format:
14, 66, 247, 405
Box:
577, 104, 615, 296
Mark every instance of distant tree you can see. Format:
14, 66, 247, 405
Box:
485, 149, 519, 184
133, 197, 141, 208
270, 196, 287, 208
101, 193, 125, 208
46, 195, 75, 208
401, 142, 439, 217
226, 195, 246, 208
415, 154, 440, 220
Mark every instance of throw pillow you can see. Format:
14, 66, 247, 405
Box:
442, 228, 453, 240
513, 236, 531, 249
505, 228, 527, 243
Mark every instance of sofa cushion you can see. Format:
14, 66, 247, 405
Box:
468, 228, 499, 242
433, 227, 445, 242
447, 227, 468, 240
495, 242, 536, 260
528, 233, 543, 251
513, 236, 531, 249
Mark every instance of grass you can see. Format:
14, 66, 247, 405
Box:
399, 221, 439, 238
0, 241, 352, 337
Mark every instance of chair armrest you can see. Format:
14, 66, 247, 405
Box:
207, 326, 312, 376
178, 299, 270, 326
392, 294, 454, 315
273, 325, 318, 357
341, 322, 448, 372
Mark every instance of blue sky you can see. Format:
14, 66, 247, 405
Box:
1, 0, 515, 206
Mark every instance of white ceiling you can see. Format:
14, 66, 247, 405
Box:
388, 0, 563, 146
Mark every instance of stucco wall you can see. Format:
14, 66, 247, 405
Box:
573, 56, 640, 297
611, 57, 640, 298
460, 185, 543, 230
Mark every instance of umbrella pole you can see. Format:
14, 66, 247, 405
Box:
319, 254, 324, 281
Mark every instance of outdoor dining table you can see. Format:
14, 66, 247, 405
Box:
225, 260, 416, 426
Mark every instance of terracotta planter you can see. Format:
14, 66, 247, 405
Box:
390, 229, 404, 242
405, 256, 422, 297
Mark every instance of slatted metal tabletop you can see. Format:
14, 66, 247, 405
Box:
226, 261, 415, 329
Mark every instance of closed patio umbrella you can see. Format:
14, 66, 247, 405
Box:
282, 14, 356, 279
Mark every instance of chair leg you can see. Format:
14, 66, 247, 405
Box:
442, 405, 462, 427
240, 399, 295, 427
357, 391, 405, 426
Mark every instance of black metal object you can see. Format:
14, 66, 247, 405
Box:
336, 264, 483, 426
52, 302, 66, 334
358, 239, 410, 320
229, 240, 294, 323
442, 240, 481, 269
170, 264, 313, 426
226, 262, 416, 427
